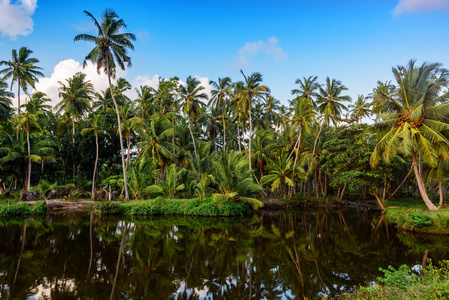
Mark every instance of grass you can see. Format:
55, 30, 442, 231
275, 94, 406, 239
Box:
342, 260, 449, 299
0, 202, 48, 218
97, 197, 250, 217
384, 198, 449, 235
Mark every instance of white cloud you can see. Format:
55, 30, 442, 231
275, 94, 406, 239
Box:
235, 36, 287, 66
10, 59, 126, 109
0, 0, 37, 39
131, 74, 212, 101
394, 0, 449, 14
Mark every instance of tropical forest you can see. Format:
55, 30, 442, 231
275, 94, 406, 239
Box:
1, 6, 449, 300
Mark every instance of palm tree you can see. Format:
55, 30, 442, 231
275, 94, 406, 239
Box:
12, 106, 46, 190
177, 76, 207, 158
237, 71, 270, 170
135, 85, 153, 120
74, 8, 136, 201
56, 72, 94, 178
0, 47, 44, 114
119, 101, 141, 169
349, 95, 371, 124
291, 76, 320, 107
81, 113, 109, 200
370, 60, 449, 211
209, 77, 231, 152
0, 80, 14, 122
211, 151, 263, 209
313, 77, 351, 154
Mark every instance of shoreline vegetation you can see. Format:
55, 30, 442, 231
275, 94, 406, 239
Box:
0, 10, 449, 237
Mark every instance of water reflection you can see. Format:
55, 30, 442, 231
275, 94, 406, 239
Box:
0, 208, 447, 299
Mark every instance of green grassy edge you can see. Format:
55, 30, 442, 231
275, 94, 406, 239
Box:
0, 202, 48, 218
97, 197, 251, 217
384, 198, 449, 235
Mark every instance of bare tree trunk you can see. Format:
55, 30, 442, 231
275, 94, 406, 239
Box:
439, 178, 444, 207
91, 133, 99, 200
73, 119, 76, 179
372, 189, 386, 211
27, 130, 31, 191
339, 183, 347, 201
17, 78, 21, 114
313, 119, 325, 155
412, 149, 438, 211
126, 136, 131, 171
187, 116, 197, 158
107, 57, 129, 201
222, 105, 226, 153
248, 104, 253, 170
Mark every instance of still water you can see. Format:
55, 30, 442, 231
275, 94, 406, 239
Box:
0, 207, 448, 299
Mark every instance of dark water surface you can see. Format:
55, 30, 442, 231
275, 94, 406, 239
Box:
1, 207, 448, 299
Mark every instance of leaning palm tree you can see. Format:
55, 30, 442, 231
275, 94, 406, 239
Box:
177, 76, 207, 158
0, 47, 44, 114
209, 77, 231, 152
370, 60, 449, 211
74, 8, 136, 201
237, 71, 270, 170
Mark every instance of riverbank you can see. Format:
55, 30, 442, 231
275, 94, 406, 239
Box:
385, 198, 449, 235
342, 260, 449, 299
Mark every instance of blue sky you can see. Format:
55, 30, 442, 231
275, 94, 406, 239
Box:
1, 0, 449, 107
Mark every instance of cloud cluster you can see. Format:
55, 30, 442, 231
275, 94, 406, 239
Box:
394, 0, 449, 14
236, 36, 287, 66
0, 0, 37, 39
9, 59, 126, 109
131, 74, 212, 102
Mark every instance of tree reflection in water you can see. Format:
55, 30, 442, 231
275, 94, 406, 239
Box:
0, 208, 447, 299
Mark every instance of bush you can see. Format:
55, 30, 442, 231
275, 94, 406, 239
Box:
99, 202, 124, 215
408, 211, 432, 228
0, 202, 48, 217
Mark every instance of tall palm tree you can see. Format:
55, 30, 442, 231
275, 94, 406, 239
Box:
81, 113, 109, 200
370, 60, 449, 211
291, 76, 320, 107
135, 85, 153, 120
177, 76, 207, 158
74, 8, 136, 201
12, 106, 46, 190
56, 72, 94, 178
238, 71, 270, 170
0, 80, 14, 122
209, 77, 231, 152
313, 77, 351, 154
0, 47, 44, 114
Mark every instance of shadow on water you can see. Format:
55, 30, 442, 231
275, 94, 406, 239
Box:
0, 207, 448, 299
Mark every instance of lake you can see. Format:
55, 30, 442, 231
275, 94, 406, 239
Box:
1, 207, 447, 299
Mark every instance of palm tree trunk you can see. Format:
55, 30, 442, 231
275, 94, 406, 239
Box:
17, 78, 21, 114
248, 104, 253, 170
126, 136, 131, 171
27, 130, 31, 191
439, 178, 444, 207
237, 122, 242, 151
313, 119, 326, 155
292, 129, 303, 193
107, 57, 129, 201
72, 119, 76, 179
187, 116, 197, 158
222, 106, 226, 153
411, 149, 438, 211
91, 133, 99, 201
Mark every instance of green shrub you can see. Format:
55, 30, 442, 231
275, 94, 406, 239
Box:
0, 202, 48, 217
377, 265, 417, 289
99, 202, 124, 215
129, 204, 163, 215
